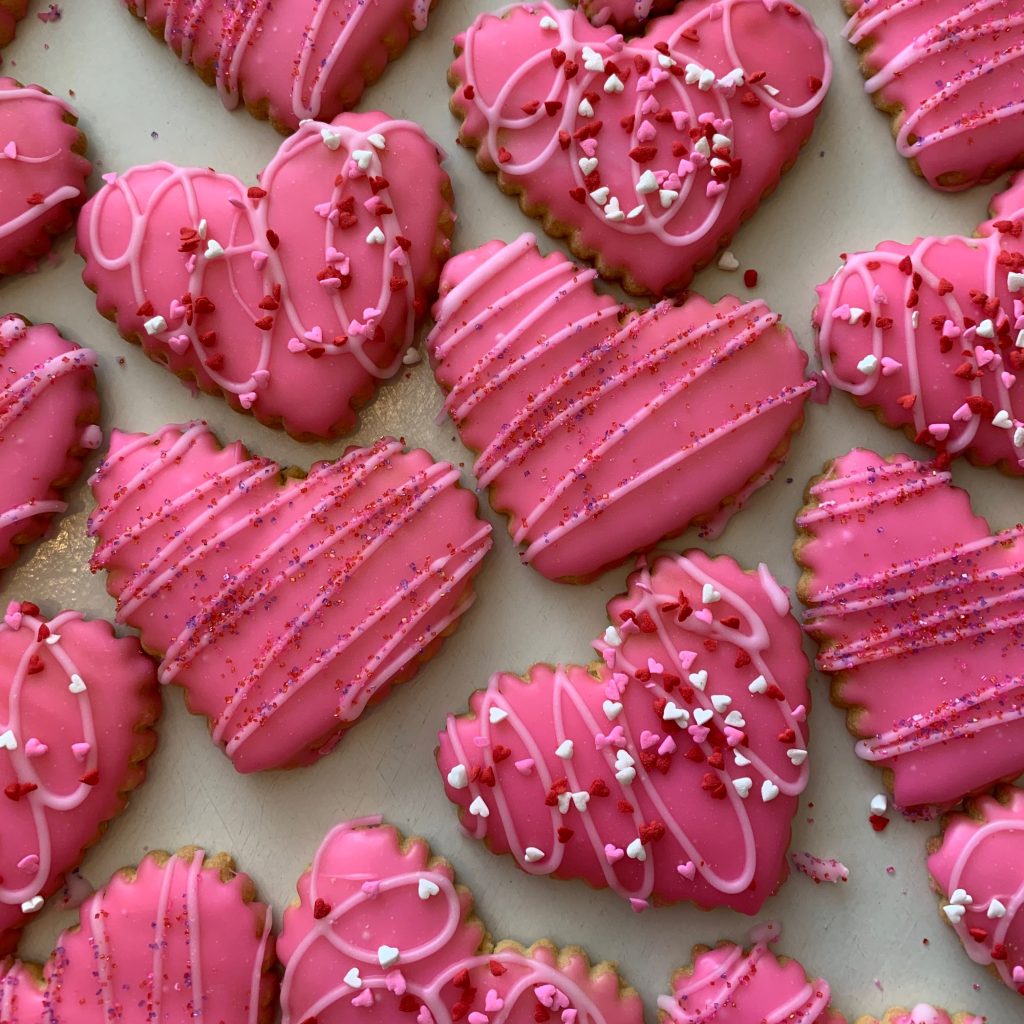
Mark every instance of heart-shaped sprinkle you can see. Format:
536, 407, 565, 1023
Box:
377, 944, 400, 969
417, 878, 440, 900
345, 967, 363, 989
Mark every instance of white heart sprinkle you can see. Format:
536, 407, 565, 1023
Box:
724, 710, 746, 728
636, 170, 658, 194
378, 944, 400, 969
857, 354, 879, 375
976, 319, 996, 339
787, 748, 807, 765
581, 46, 605, 73
659, 189, 679, 208
539, 14, 558, 29
589, 186, 610, 206
943, 904, 966, 924
710, 694, 732, 713
143, 315, 167, 336
524, 847, 544, 863
615, 767, 636, 785
488, 706, 508, 724
68, 675, 87, 695
761, 780, 780, 802
701, 584, 721, 604
603, 626, 621, 647
0, 729, 16, 750
733, 777, 752, 798
870, 793, 888, 815
204, 239, 225, 260
352, 149, 373, 170
992, 409, 1013, 429
344, 968, 363, 988
603, 700, 623, 720
555, 739, 574, 759
950, 887, 973, 906
748, 675, 767, 694
469, 796, 490, 818
688, 670, 708, 690
20, 896, 43, 913
577, 98, 594, 118
1008, 271, 1024, 292
572, 791, 590, 811
717, 250, 740, 271
367, 133, 386, 150
321, 128, 342, 150
417, 878, 439, 900
447, 764, 468, 789
734, 751, 751, 766
366, 227, 386, 245
693, 708, 714, 726
663, 702, 687, 722
626, 837, 646, 861
604, 73, 624, 94
987, 898, 1007, 919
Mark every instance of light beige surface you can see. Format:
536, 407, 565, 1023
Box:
0, 1, 1019, 1020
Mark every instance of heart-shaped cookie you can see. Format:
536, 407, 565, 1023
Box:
0, 2, 27, 49
124, 0, 438, 134
427, 234, 813, 582
437, 550, 811, 913
0, 601, 160, 956
0, 78, 90, 277
662, 934, 845, 1023
77, 113, 453, 440
88, 422, 492, 773
449, 0, 830, 296
278, 817, 645, 1024
0, 316, 101, 579
842, 1, 1024, 192
795, 448, 1024, 811
815, 174, 1024, 473
928, 785, 1024, 999
0, 846, 277, 1023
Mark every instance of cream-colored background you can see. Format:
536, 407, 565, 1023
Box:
1, 1, 1019, 1019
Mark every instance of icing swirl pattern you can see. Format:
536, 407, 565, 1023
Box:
0, 317, 101, 579
124, 0, 438, 132
815, 174, 1024, 472
278, 818, 645, 1024
437, 550, 810, 914
0, 604, 159, 955
88, 422, 492, 773
843, 0, 1024, 191
77, 113, 452, 439
795, 448, 1024, 810
928, 786, 1024, 998
427, 235, 813, 582
449, 0, 830, 295
0, 79, 90, 276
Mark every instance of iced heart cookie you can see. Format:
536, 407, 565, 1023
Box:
795, 448, 1024, 811
0, 846, 276, 1023
0, 2, 27, 49
77, 113, 453, 440
427, 235, 813, 582
815, 174, 1024, 473
88, 422, 492, 773
842, 0, 1024, 192
278, 817, 644, 1024
449, 0, 830, 295
660, 934, 845, 1023
855, 1011, 984, 1024
0, 602, 160, 956
928, 786, 1024, 998
0, 316, 101, 581
437, 550, 811, 913
0, 78, 90, 277
124, 0, 439, 134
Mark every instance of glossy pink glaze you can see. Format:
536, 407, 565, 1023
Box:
815, 174, 1024, 472
796, 448, 1024, 811
928, 786, 1024, 998
437, 550, 811, 913
843, 0, 1024, 191
0, 605, 159, 956
660, 940, 844, 1023
450, 0, 830, 296
0, 848, 276, 1023
77, 113, 451, 439
125, 0, 436, 132
278, 818, 644, 1024
0, 78, 89, 276
88, 422, 491, 773
0, 317, 100, 578
428, 235, 812, 582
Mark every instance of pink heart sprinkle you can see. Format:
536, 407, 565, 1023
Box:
724, 725, 745, 747
562, 1011, 578, 1024
418, 1008, 435, 1024
250, 250, 269, 271
831, 304, 851, 322
677, 860, 696, 880
287, 337, 306, 354
303, 326, 323, 344
350, 989, 374, 1008
17, 854, 39, 873
678, 650, 697, 671
514, 758, 534, 775
694, 608, 713, 624
880, 356, 901, 376
1002, 372, 1017, 388
239, 392, 258, 410
928, 422, 950, 441
4, 601, 22, 630
361, 880, 380, 897
313, 201, 333, 218
252, 369, 270, 387
646, 657, 663, 674
639, 729, 660, 750
629, 897, 648, 913
71, 742, 91, 761
385, 971, 406, 996
168, 335, 191, 355
168, 299, 186, 322
24, 737, 48, 757
792, 704, 807, 722
468, 1013, 488, 1024
975, 346, 995, 367
1014, 966, 1024, 983
101, 172, 117, 185
636, 120, 657, 143
688, 725, 710, 743
706, 181, 726, 198
604, 843, 624, 863
640, 95, 659, 116
769, 108, 790, 132
3, 141, 17, 159
872, 285, 889, 305
485, 991, 504, 1012
671, 110, 690, 131
657, 735, 677, 756
952, 402, 973, 422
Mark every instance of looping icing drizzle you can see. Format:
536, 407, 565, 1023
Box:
427, 234, 812, 582
843, 0, 1024, 191
126, 0, 435, 130
815, 174, 1024, 471
88, 422, 491, 773
796, 447, 1024, 810
278, 818, 645, 1024
438, 550, 810, 913
451, 0, 830, 294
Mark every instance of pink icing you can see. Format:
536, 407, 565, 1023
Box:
437, 550, 810, 913
843, 0, 1024, 191
815, 174, 1024, 472
0, 2, 28, 48
0, 317, 100, 579
77, 113, 451, 439
0, 961, 44, 1022
660, 940, 844, 1024
125, 0, 436, 132
928, 786, 1024, 998
427, 234, 812, 582
1, 848, 276, 1023
796, 447, 1024, 810
88, 422, 491, 773
278, 818, 645, 1024
0, 605, 159, 955
0, 78, 89, 276
450, 0, 830, 295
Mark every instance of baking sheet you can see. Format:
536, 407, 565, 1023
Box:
1, 1, 1021, 1018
